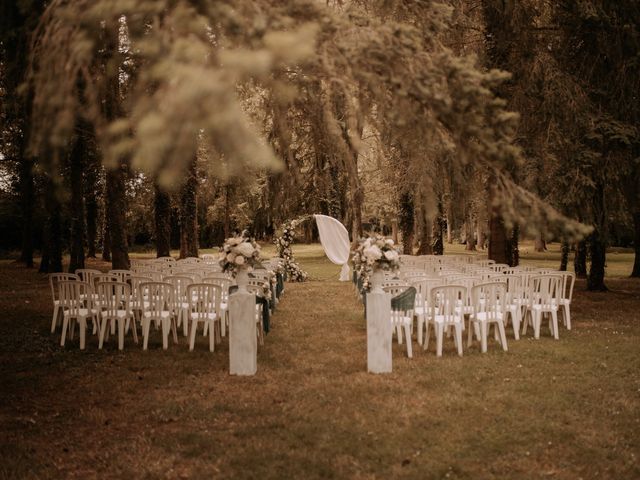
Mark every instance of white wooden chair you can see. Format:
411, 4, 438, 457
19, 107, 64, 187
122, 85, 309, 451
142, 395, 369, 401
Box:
58, 281, 99, 350
96, 281, 137, 350
425, 285, 466, 357
164, 275, 193, 337
468, 282, 508, 353
49, 273, 78, 333
139, 282, 176, 350
558, 271, 576, 330
523, 275, 562, 340
186, 283, 222, 352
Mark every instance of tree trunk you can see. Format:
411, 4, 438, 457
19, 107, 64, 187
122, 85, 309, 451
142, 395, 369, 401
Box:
84, 130, 99, 258
587, 230, 607, 291
632, 212, 640, 277
446, 214, 452, 244
105, 166, 129, 269
559, 240, 570, 271
102, 23, 128, 269
432, 209, 444, 255
154, 182, 172, 258
477, 224, 486, 250
391, 219, 399, 244
398, 192, 415, 254
67, 126, 86, 273
510, 224, 520, 267
223, 184, 231, 239
102, 212, 111, 262
40, 176, 63, 273
86, 195, 97, 258
534, 233, 546, 252
179, 155, 199, 259
574, 240, 587, 278
416, 217, 433, 255
464, 218, 476, 251
488, 214, 510, 264
18, 156, 35, 267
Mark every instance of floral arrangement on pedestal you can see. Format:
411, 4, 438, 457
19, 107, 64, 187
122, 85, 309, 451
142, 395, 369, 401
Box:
219, 235, 262, 276
352, 235, 400, 291
275, 216, 310, 282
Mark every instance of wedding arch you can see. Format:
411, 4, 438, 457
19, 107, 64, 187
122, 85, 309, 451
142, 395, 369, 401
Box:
274, 215, 351, 282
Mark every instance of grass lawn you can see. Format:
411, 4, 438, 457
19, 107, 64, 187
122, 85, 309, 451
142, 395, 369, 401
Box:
0, 243, 639, 479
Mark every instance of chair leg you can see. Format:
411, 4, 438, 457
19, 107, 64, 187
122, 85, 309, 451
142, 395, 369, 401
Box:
497, 321, 508, 351
130, 316, 138, 344
564, 304, 571, 330
99, 317, 108, 349
221, 310, 227, 337
467, 319, 473, 348
396, 324, 403, 344
512, 308, 521, 340
423, 322, 431, 351
208, 320, 215, 352
60, 315, 69, 346
171, 319, 178, 344
79, 317, 87, 350
118, 318, 125, 350
436, 324, 444, 357
189, 320, 197, 351
142, 319, 151, 350
533, 311, 541, 339
162, 319, 169, 350
403, 324, 412, 358
182, 309, 189, 337
51, 305, 60, 333
455, 324, 463, 356
480, 321, 488, 353
551, 310, 559, 340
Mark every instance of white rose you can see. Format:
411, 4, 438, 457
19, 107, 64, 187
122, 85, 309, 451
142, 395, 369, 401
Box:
364, 245, 382, 261
226, 253, 235, 262
228, 237, 242, 246
384, 250, 399, 261
385, 239, 394, 246
235, 255, 246, 265
236, 242, 255, 257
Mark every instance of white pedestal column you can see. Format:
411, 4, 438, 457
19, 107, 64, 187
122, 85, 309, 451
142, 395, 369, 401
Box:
229, 290, 257, 376
366, 289, 392, 374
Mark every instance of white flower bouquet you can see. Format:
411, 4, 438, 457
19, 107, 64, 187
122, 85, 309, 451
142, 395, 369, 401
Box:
219, 236, 262, 276
352, 235, 400, 291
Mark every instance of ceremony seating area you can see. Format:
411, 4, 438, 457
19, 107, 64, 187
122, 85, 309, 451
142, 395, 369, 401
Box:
48, 255, 285, 352
357, 254, 575, 358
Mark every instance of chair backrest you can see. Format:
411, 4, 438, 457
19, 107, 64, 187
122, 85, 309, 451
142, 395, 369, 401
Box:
50, 273, 79, 302
140, 282, 173, 315
558, 271, 576, 302
109, 269, 132, 283
203, 277, 231, 297
92, 273, 119, 290
409, 277, 443, 306
500, 274, 523, 304
164, 275, 192, 300
157, 256, 175, 263
58, 280, 93, 315
130, 275, 152, 300
187, 283, 222, 316
96, 281, 131, 316
430, 285, 466, 323
471, 282, 507, 321
530, 275, 562, 307
74, 268, 101, 285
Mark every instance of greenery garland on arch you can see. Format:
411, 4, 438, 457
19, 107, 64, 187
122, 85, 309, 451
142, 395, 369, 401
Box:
275, 216, 311, 282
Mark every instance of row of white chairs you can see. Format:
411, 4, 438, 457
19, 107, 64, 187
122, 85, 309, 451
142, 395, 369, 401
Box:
49, 260, 283, 351
360, 256, 576, 358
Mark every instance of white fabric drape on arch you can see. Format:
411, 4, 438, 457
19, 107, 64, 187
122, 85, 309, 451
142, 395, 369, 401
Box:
314, 214, 351, 281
